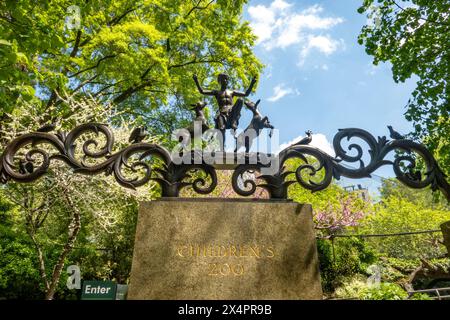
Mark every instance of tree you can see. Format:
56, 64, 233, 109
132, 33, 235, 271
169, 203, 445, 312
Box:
0, 0, 264, 296
1, 169, 146, 299
0, 194, 44, 299
285, 157, 372, 234
357, 0, 450, 175
379, 178, 450, 210
0, 0, 263, 136
361, 195, 449, 259
0, 94, 158, 299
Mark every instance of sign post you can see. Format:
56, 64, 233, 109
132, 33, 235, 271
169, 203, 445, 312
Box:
81, 281, 117, 300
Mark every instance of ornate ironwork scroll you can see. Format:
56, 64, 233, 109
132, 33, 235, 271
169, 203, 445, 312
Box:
0, 123, 216, 197
1, 124, 449, 200
231, 127, 450, 201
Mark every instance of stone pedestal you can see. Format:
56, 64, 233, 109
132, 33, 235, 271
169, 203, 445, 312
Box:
128, 198, 322, 300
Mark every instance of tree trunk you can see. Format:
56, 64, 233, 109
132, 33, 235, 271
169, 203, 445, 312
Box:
440, 221, 450, 256
44, 193, 81, 300
29, 232, 50, 292
405, 258, 450, 291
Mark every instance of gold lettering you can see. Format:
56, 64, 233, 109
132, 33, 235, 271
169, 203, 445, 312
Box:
239, 245, 248, 257
220, 264, 230, 275
249, 245, 261, 258
230, 245, 237, 257
219, 245, 228, 257
195, 245, 200, 257
177, 245, 187, 257
208, 263, 218, 276
232, 264, 244, 275
208, 245, 214, 257
207, 263, 244, 276
266, 246, 275, 258
176, 244, 275, 260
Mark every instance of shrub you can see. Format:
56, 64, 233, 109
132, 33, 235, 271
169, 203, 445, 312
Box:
317, 237, 377, 293
335, 277, 431, 300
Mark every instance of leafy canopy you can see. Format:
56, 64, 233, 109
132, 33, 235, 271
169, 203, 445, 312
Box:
357, 0, 450, 175
0, 0, 263, 133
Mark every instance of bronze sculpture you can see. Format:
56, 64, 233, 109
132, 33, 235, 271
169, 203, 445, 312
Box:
193, 73, 256, 136
186, 101, 210, 137
0, 72, 449, 200
235, 99, 274, 153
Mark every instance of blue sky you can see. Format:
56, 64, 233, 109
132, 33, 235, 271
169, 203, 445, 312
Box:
240, 0, 418, 195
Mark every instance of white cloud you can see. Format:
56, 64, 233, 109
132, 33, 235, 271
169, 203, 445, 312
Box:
298, 35, 344, 66
267, 84, 295, 102
248, 1, 344, 61
247, 3, 277, 44
271, 0, 292, 11
277, 133, 335, 156
305, 35, 340, 55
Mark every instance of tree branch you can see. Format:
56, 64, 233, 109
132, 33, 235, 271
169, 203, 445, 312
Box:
71, 74, 99, 94
68, 54, 117, 78
112, 80, 153, 104
70, 30, 82, 58
185, 0, 215, 18
107, 6, 141, 26
44, 30, 83, 110
140, 63, 157, 80
93, 80, 127, 98
391, 0, 450, 26
29, 232, 50, 292
168, 58, 224, 70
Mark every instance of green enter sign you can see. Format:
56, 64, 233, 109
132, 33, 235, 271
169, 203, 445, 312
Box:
81, 281, 117, 300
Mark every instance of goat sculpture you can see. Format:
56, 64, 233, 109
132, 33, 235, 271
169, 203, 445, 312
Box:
235, 99, 274, 153
186, 101, 210, 137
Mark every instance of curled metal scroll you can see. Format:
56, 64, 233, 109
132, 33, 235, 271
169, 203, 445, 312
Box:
331, 128, 449, 198
231, 128, 450, 200
0, 123, 216, 197
152, 151, 217, 197
0, 124, 449, 200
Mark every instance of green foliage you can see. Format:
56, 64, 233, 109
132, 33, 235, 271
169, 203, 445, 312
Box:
357, 0, 450, 176
361, 195, 449, 259
68, 198, 139, 283
380, 178, 449, 211
286, 158, 372, 232
0, 0, 263, 135
335, 277, 412, 300
376, 257, 419, 283
0, 173, 141, 299
317, 237, 378, 293
290, 182, 354, 210
369, 180, 449, 261
0, 236, 43, 299
362, 283, 407, 300
0, 195, 43, 299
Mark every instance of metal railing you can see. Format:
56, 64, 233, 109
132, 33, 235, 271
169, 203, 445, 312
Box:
408, 287, 450, 300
